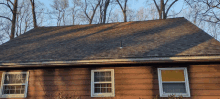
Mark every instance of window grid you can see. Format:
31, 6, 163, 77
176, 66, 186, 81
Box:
1, 72, 29, 98
91, 69, 115, 97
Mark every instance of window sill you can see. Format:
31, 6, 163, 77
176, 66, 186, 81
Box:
91, 93, 115, 97
160, 93, 190, 97
0, 94, 26, 98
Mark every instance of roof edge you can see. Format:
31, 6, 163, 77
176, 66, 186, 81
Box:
1, 55, 220, 68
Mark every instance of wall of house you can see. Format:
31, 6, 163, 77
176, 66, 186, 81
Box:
0, 64, 220, 99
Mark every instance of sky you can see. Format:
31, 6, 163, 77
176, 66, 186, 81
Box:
39, 0, 186, 16
36, 0, 187, 27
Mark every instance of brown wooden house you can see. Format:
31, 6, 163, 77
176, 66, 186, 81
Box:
0, 17, 220, 99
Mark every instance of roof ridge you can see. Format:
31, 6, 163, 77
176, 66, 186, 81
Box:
37, 17, 186, 28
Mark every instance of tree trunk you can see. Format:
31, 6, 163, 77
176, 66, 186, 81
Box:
159, 0, 164, 19
30, 0, 37, 28
102, 0, 110, 24
72, 15, 75, 25
161, 0, 166, 19
123, 10, 127, 22
10, 0, 18, 40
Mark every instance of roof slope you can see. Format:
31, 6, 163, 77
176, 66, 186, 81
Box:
1, 17, 220, 63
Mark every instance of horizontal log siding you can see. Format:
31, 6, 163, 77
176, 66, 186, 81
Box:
0, 64, 219, 99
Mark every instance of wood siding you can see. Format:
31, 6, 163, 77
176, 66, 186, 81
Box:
0, 64, 219, 99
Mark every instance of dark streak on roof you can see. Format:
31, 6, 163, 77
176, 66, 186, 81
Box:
1, 17, 220, 63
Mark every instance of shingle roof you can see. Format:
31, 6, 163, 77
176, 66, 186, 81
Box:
1, 17, 220, 63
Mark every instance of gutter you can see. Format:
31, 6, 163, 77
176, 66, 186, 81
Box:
0, 56, 220, 68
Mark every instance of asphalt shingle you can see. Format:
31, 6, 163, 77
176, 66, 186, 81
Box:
1, 17, 220, 63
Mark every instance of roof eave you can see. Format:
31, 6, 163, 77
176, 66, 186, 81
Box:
0, 55, 220, 68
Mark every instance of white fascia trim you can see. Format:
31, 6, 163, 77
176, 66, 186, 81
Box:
1, 56, 220, 67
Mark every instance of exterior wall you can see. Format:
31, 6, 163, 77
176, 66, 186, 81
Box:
0, 64, 219, 99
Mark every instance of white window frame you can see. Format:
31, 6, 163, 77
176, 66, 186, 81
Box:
157, 67, 190, 97
91, 69, 115, 97
0, 71, 29, 98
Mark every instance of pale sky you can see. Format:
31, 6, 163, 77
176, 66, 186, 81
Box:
39, 0, 186, 15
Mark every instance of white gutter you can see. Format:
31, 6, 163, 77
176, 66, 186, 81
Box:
0, 56, 220, 68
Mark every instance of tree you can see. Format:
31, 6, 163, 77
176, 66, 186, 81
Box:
99, 0, 110, 24
188, 0, 220, 24
116, 0, 128, 22
51, 0, 69, 26
184, 0, 220, 40
16, 0, 33, 36
80, 0, 101, 24
153, 0, 178, 19
136, 7, 148, 21
30, 0, 37, 28
0, 0, 18, 40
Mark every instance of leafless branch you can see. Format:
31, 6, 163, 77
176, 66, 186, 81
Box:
0, 16, 12, 21
166, 0, 178, 15
153, 0, 160, 12
0, 3, 13, 13
7, 0, 14, 5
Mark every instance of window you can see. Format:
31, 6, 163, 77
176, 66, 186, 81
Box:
91, 69, 115, 97
0, 72, 29, 98
157, 68, 190, 97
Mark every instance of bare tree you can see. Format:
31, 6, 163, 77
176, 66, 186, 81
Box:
71, 0, 80, 25
153, 0, 178, 19
109, 9, 121, 22
136, 7, 148, 21
184, 0, 220, 40
0, 0, 18, 40
99, 0, 110, 24
51, 0, 69, 26
30, 0, 37, 28
189, 0, 220, 24
116, 0, 128, 22
81, 0, 101, 24
16, 0, 33, 36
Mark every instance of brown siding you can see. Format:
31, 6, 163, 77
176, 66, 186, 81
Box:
0, 64, 219, 99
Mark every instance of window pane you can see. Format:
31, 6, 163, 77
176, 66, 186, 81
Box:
101, 88, 106, 93
101, 84, 106, 87
4, 74, 26, 84
95, 84, 100, 87
161, 70, 185, 81
94, 71, 112, 82
100, 77, 105, 81
106, 77, 111, 81
21, 90, 25, 94
163, 83, 186, 93
105, 72, 111, 76
94, 83, 111, 93
4, 90, 9, 94
3, 85, 25, 94
94, 76, 99, 82
107, 83, 111, 87
107, 88, 112, 92
10, 90, 15, 94
100, 72, 105, 76
95, 88, 100, 93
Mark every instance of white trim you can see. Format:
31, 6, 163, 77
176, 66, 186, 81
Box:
91, 69, 115, 97
1, 55, 220, 67
157, 67, 191, 97
0, 71, 29, 98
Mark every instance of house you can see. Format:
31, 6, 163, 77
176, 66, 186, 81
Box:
0, 17, 220, 99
